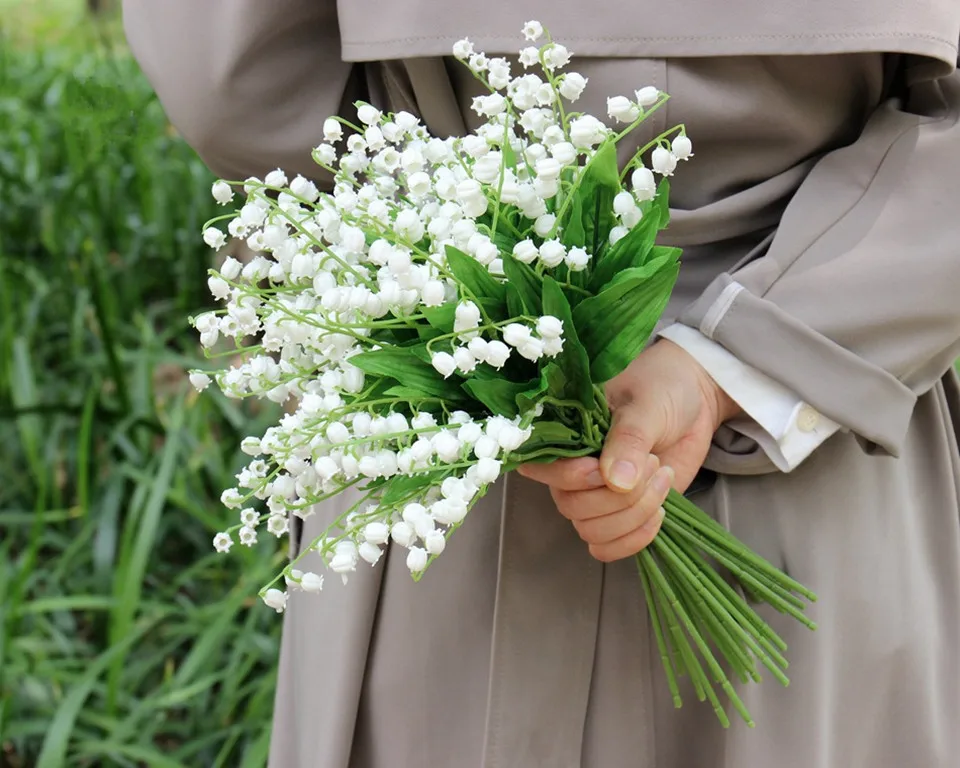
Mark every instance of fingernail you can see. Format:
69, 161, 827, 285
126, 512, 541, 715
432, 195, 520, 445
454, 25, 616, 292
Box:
642, 454, 660, 483
585, 470, 604, 487
608, 460, 639, 491
643, 506, 666, 531
652, 466, 675, 496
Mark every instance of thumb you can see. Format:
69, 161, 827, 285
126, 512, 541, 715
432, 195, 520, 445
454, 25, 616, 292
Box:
599, 400, 666, 493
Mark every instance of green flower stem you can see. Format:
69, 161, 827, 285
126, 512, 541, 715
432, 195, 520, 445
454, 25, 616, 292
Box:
667, 526, 791, 663
642, 549, 754, 728
663, 501, 813, 614
658, 544, 758, 684
666, 518, 816, 630
665, 490, 818, 602
656, 533, 790, 687
637, 556, 683, 708
664, 511, 807, 617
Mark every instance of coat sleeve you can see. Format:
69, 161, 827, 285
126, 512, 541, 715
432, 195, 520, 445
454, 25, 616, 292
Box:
121, 0, 363, 182
677, 57, 960, 457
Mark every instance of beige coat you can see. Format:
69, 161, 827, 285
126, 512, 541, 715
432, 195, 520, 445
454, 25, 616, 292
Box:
124, 2, 960, 765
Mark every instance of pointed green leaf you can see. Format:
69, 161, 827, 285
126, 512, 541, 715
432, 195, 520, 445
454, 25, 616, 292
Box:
541, 277, 594, 407
572, 252, 680, 382
562, 194, 586, 249
588, 201, 664, 292
463, 377, 537, 418
350, 347, 466, 400
501, 254, 543, 315
445, 245, 507, 304
574, 140, 620, 254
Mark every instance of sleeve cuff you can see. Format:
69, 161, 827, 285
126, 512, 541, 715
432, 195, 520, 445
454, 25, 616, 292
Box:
659, 323, 841, 471
677, 275, 917, 457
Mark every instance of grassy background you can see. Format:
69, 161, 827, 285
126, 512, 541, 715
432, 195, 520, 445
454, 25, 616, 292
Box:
1, 2, 284, 766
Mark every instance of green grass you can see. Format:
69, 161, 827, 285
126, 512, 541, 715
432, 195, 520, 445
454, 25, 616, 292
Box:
0, 12, 283, 768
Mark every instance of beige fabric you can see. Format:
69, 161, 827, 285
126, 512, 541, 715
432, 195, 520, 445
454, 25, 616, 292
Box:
123, 2, 960, 766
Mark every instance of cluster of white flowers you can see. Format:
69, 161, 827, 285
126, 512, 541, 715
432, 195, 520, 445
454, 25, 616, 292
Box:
191, 22, 689, 612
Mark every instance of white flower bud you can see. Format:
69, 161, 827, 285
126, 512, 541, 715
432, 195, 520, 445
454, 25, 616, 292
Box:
300, 572, 324, 592
431, 351, 457, 378
359, 542, 383, 565
651, 147, 678, 176
544, 43, 571, 70
414, 515, 436, 539
357, 104, 381, 125
512, 239, 539, 264
432, 431, 462, 463
453, 347, 477, 374
454, 301, 482, 331
536, 316, 563, 339
411, 412, 437, 429
631, 166, 658, 200
485, 340, 511, 368
289, 175, 319, 202
407, 171, 432, 196
203, 228, 227, 251
543, 336, 564, 356
538, 239, 567, 268
534, 214, 557, 238
559, 72, 588, 102
391, 521, 416, 548
474, 435, 500, 459
609, 226, 629, 245
262, 588, 288, 613
475, 457, 503, 484
406, 546, 429, 573
326, 422, 350, 444
522, 20, 544, 41
502, 323, 532, 347
420, 279, 446, 307
363, 522, 390, 545
457, 421, 484, 445
517, 337, 545, 361
550, 141, 577, 165
211, 180, 234, 205
672, 135, 694, 160
607, 95, 640, 123
535, 157, 562, 181
213, 532, 233, 553
635, 86, 660, 107
566, 247, 590, 271
189, 372, 212, 392
467, 336, 489, 362
613, 191, 637, 217
323, 118, 343, 142
264, 168, 288, 187
569, 115, 607, 149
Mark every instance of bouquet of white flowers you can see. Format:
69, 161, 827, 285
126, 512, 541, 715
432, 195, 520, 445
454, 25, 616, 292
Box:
190, 22, 816, 727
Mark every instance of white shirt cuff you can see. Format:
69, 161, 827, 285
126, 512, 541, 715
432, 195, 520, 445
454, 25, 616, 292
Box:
658, 323, 841, 472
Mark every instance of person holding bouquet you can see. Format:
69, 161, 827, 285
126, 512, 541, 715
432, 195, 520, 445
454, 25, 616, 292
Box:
123, 1, 960, 766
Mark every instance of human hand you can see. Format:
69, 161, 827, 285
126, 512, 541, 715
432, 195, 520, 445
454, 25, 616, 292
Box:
518, 340, 741, 562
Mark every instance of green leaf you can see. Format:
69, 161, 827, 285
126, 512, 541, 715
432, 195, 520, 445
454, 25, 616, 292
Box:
572, 253, 681, 382
653, 178, 671, 228
573, 140, 620, 254
501, 254, 543, 315
463, 377, 538, 418
383, 386, 444, 402
541, 277, 594, 407
508, 420, 583, 463
378, 469, 449, 507
350, 347, 465, 400
515, 371, 550, 414
505, 284, 526, 319
588, 201, 665, 292
562, 194, 586, 249
445, 245, 507, 304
